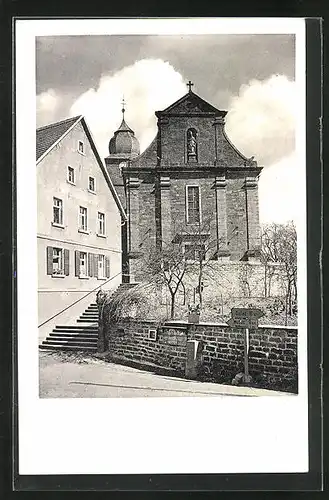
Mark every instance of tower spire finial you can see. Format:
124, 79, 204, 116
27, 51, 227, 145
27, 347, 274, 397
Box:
121, 96, 126, 116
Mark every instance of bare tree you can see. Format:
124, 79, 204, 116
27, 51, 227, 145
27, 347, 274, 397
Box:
260, 221, 297, 321
138, 239, 190, 319
137, 211, 229, 318
176, 215, 221, 307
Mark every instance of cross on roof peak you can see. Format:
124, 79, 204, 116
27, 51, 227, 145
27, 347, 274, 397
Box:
121, 96, 126, 115
187, 80, 194, 92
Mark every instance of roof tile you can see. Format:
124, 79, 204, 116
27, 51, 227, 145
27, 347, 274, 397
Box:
36, 116, 81, 161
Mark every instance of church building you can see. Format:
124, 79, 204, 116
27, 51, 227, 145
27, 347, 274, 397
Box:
106, 82, 262, 283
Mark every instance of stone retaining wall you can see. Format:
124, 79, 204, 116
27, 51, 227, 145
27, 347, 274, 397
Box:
104, 319, 298, 392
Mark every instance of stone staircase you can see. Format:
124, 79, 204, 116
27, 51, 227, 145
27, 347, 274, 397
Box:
39, 283, 139, 353
39, 302, 99, 352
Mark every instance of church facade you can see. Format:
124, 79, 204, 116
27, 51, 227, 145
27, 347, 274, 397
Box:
106, 86, 262, 283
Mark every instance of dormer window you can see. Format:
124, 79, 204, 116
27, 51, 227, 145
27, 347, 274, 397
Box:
78, 140, 84, 154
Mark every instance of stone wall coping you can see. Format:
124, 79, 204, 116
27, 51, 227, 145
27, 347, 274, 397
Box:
117, 318, 297, 331
258, 323, 298, 331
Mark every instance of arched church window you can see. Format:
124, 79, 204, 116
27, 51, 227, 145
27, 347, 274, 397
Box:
187, 128, 198, 162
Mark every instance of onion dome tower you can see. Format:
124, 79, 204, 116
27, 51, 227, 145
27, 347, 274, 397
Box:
107, 99, 140, 159
104, 99, 140, 283
105, 98, 140, 208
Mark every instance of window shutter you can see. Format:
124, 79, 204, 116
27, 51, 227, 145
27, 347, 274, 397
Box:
46, 247, 53, 275
94, 254, 99, 277
88, 253, 93, 277
105, 256, 110, 278
64, 249, 70, 276
75, 250, 80, 277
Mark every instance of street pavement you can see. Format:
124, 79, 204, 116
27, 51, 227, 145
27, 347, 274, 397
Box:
39, 351, 289, 398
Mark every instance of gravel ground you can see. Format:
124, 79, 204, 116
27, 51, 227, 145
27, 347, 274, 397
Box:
39, 350, 290, 398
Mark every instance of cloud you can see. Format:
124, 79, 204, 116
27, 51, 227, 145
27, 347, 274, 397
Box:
258, 153, 300, 224
36, 88, 60, 126
225, 74, 296, 166
69, 58, 187, 156
224, 74, 298, 223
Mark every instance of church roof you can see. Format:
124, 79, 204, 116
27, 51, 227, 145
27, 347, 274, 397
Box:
156, 91, 227, 117
130, 133, 158, 168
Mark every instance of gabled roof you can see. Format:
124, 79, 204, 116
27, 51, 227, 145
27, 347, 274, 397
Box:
36, 116, 82, 162
156, 91, 227, 117
36, 115, 127, 220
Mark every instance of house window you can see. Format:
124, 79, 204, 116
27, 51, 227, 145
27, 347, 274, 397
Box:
53, 247, 63, 275
78, 140, 84, 154
97, 254, 105, 279
186, 186, 201, 224
79, 206, 88, 231
79, 251, 88, 277
184, 243, 206, 261
97, 212, 105, 235
67, 166, 75, 184
53, 197, 63, 225
88, 176, 96, 192
47, 247, 69, 276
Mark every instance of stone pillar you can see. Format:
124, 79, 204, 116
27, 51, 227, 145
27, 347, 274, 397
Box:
185, 340, 203, 379
244, 176, 261, 258
214, 175, 230, 261
160, 175, 171, 245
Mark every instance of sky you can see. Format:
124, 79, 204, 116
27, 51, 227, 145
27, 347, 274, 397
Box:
36, 34, 298, 224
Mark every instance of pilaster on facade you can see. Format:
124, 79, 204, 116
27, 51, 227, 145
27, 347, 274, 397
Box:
127, 177, 140, 190
244, 176, 261, 258
213, 116, 225, 166
160, 175, 171, 190
244, 176, 258, 189
213, 174, 230, 260
159, 175, 171, 246
214, 174, 227, 190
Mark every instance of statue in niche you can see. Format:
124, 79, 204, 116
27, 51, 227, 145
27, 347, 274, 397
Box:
187, 129, 197, 160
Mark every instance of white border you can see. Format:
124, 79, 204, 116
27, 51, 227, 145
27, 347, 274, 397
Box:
16, 18, 308, 475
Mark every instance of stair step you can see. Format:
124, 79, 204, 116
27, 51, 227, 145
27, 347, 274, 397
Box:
53, 331, 97, 336
39, 344, 97, 352
77, 319, 98, 323
80, 313, 98, 318
49, 332, 98, 338
49, 334, 98, 341
54, 326, 98, 332
42, 339, 97, 347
